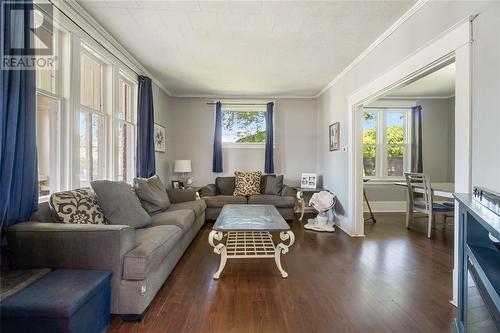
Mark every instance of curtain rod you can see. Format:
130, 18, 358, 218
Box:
363, 106, 414, 110
206, 102, 272, 106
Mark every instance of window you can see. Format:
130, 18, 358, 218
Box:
117, 76, 136, 183
33, 8, 140, 196
36, 24, 62, 198
222, 106, 267, 144
79, 52, 106, 187
362, 109, 410, 179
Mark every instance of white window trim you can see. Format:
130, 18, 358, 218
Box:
115, 73, 138, 181
220, 104, 274, 148
363, 108, 411, 181
35, 4, 141, 195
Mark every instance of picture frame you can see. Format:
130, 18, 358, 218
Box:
300, 173, 317, 189
171, 180, 184, 189
154, 123, 166, 153
329, 122, 340, 151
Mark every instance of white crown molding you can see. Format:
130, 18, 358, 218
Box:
384, 94, 456, 100
171, 94, 316, 99
313, 0, 429, 98
50, 0, 172, 96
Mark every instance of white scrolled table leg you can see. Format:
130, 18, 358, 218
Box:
274, 231, 295, 278
296, 191, 305, 221
209, 230, 227, 279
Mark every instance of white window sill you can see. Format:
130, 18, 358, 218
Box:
364, 178, 405, 185
38, 195, 50, 203
222, 143, 274, 149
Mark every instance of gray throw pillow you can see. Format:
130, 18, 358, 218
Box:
91, 180, 151, 229
216, 177, 235, 195
133, 175, 171, 214
264, 175, 284, 195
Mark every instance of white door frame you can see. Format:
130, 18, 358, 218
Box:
347, 17, 474, 305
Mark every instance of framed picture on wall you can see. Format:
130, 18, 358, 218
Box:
329, 122, 340, 151
301, 173, 317, 189
154, 123, 166, 152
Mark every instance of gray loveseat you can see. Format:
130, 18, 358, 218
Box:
200, 175, 297, 221
7, 188, 205, 321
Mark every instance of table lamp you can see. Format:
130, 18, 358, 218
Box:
174, 160, 192, 187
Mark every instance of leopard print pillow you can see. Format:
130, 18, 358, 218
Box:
49, 188, 106, 224
233, 171, 262, 196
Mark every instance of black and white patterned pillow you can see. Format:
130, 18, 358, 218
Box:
49, 188, 106, 224
233, 171, 262, 196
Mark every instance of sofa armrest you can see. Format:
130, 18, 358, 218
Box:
7, 222, 135, 276
166, 188, 197, 203
199, 184, 217, 197
281, 185, 298, 197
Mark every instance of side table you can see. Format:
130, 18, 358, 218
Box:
295, 187, 327, 221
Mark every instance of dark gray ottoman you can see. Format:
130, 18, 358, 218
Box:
0, 269, 112, 333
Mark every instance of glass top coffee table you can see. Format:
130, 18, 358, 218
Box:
208, 205, 295, 279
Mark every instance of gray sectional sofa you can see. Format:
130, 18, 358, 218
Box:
200, 175, 297, 220
7, 187, 205, 321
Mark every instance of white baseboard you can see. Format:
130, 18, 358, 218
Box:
364, 201, 406, 213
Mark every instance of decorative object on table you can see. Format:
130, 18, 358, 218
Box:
233, 171, 262, 196
154, 123, 166, 152
300, 173, 317, 189
329, 122, 340, 151
171, 180, 183, 189
304, 191, 336, 232
174, 159, 192, 186
186, 176, 194, 188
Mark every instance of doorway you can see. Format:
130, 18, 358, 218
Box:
348, 20, 473, 305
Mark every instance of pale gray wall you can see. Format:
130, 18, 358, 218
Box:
152, 83, 174, 185
419, 98, 454, 182
364, 98, 455, 202
447, 97, 455, 182
169, 97, 317, 187
317, 1, 500, 232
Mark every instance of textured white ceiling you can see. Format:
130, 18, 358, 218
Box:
77, 0, 415, 97
389, 63, 456, 98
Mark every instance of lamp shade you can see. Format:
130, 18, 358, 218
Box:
174, 160, 192, 173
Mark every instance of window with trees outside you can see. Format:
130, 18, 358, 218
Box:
362, 109, 411, 179
36, 25, 62, 198
80, 51, 106, 187
222, 105, 267, 145
117, 76, 136, 183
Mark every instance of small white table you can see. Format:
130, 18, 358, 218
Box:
208, 205, 295, 279
394, 182, 455, 199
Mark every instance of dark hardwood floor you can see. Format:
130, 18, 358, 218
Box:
109, 213, 456, 333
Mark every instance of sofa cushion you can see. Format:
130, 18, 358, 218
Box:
91, 180, 151, 229
204, 195, 247, 208
248, 195, 296, 208
262, 175, 284, 195
168, 200, 206, 219
49, 188, 106, 224
233, 171, 262, 196
133, 175, 170, 214
215, 177, 235, 195
150, 209, 196, 231
123, 225, 182, 280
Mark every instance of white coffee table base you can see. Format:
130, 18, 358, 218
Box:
208, 230, 295, 279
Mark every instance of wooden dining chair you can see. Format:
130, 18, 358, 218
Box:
404, 172, 454, 238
